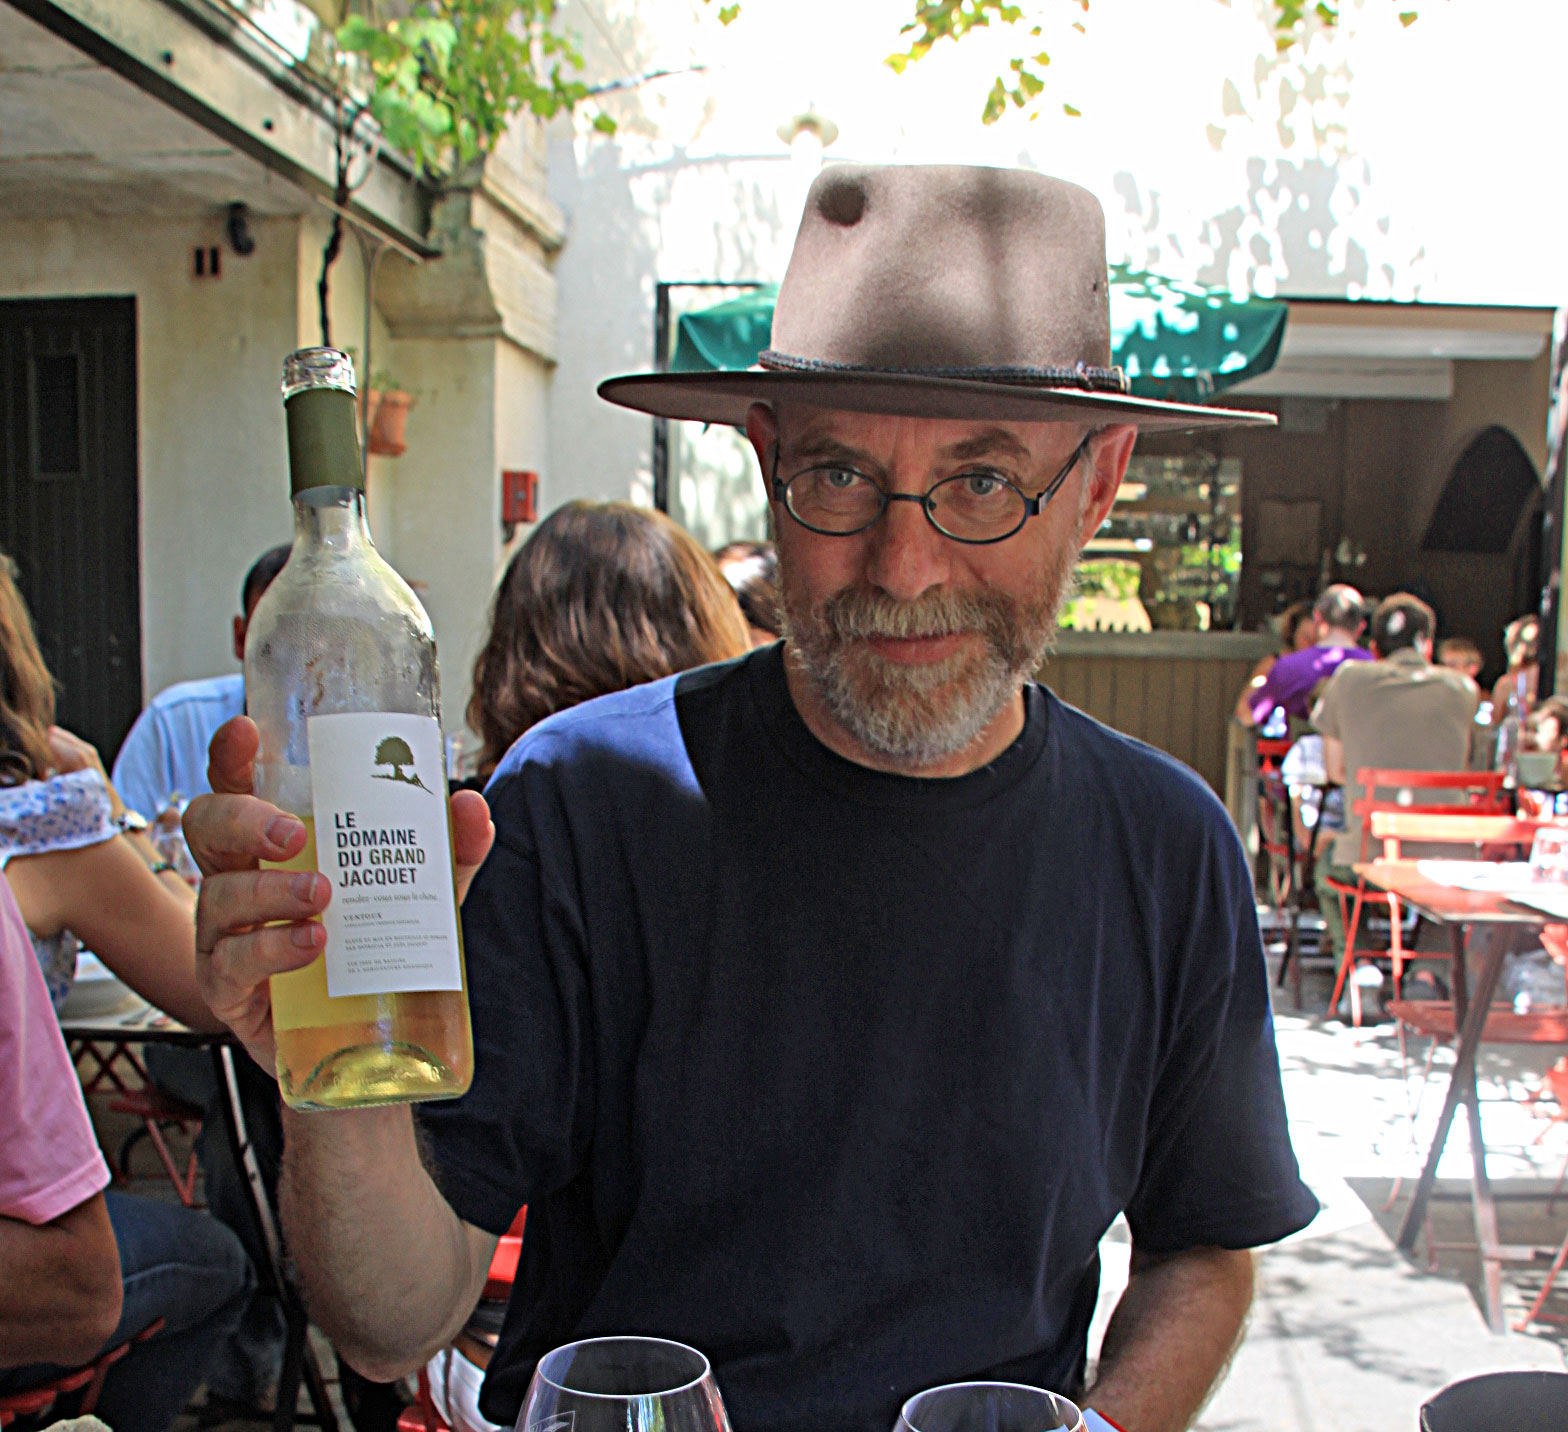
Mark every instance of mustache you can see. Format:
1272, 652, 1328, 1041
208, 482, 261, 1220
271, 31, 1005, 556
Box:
816, 585, 1013, 643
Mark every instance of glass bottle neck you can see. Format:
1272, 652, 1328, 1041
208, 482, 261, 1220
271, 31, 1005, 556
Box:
292, 485, 373, 554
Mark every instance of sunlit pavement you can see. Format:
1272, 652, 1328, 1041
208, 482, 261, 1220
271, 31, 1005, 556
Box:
1091, 979, 1568, 1430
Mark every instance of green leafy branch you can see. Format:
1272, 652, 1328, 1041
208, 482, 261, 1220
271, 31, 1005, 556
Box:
336, 0, 612, 182
887, 0, 1086, 122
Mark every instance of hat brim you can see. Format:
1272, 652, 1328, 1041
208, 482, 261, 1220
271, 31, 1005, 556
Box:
598, 369, 1276, 432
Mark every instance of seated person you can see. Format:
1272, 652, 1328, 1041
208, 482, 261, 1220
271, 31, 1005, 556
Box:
1310, 593, 1480, 975
111, 545, 290, 823
1436, 635, 1483, 690
1521, 696, 1568, 795
1492, 613, 1541, 714
713, 540, 783, 648
466, 502, 751, 783
0, 553, 208, 1024
1235, 585, 1368, 731
0, 875, 251, 1432
0, 552, 267, 1423
1233, 599, 1317, 732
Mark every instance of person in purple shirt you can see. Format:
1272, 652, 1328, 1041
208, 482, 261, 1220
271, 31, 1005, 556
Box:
1237, 584, 1369, 729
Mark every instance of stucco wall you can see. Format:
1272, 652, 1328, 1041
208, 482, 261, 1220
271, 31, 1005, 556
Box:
0, 207, 520, 740
376, 333, 552, 731
0, 211, 303, 699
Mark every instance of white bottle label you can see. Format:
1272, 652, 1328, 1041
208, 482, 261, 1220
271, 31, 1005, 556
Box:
306, 712, 463, 998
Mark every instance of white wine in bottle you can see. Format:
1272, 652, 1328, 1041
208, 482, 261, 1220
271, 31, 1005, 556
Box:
247, 347, 472, 1110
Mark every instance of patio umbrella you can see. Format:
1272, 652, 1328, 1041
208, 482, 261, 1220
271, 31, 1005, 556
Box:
669, 269, 1287, 405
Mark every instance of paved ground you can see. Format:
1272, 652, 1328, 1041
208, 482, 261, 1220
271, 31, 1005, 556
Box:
1088, 941, 1568, 1431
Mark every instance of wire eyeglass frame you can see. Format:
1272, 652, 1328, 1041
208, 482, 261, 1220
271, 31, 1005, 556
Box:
770, 431, 1096, 545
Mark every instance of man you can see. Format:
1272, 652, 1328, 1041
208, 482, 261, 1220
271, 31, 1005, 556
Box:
1311, 592, 1480, 966
186, 167, 1316, 1432
111, 545, 289, 820
1235, 584, 1368, 729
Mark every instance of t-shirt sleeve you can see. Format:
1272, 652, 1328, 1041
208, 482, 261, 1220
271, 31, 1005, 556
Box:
0, 882, 110, 1224
110, 705, 172, 821
416, 769, 595, 1237
1244, 661, 1285, 725
1123, 828, 1318, 1254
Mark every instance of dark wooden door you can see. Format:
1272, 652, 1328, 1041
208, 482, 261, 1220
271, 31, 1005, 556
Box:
0, 298, 141, 759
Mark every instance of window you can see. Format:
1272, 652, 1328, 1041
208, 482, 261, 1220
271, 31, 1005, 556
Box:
1062, 453, 1242, 632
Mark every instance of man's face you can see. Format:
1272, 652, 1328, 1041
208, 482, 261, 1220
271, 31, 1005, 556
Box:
747, 403, 1133, 770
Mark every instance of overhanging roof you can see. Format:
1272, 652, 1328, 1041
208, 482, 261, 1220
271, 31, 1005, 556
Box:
2, 0, 436, 254
1230, 299, 1554, 400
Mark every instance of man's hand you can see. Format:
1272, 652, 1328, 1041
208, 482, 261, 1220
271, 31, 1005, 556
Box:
184, 716, 495, 1073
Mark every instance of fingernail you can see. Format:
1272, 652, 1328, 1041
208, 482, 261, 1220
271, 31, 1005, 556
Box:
290, 922, 321, 949
290, 872, 323, 903
267, 815, 303, 849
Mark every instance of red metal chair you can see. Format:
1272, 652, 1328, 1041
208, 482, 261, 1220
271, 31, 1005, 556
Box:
1255, 736, 1298, 908
0, 1317, 164, 1426
1324, 769, 1512, 1024
106, 1086, 204, 1207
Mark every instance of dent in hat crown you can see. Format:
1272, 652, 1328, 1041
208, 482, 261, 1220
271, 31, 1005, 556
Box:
765, 164, 1114, 379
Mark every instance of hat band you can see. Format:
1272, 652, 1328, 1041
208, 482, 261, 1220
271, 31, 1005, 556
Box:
757, 349, 1130, 395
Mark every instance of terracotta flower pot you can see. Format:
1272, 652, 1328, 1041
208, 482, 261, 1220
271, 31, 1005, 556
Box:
367, 389, 414, 457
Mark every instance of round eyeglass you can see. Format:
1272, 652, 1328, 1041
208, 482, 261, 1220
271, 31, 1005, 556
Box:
770, 433, 1094, 545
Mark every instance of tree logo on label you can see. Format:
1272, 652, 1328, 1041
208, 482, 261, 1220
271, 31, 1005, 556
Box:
371, 735, 434, 793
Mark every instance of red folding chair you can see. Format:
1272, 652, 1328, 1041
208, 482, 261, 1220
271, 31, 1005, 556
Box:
0, 1318, 164, 1426
106, 1086, 204, 1206
1324, 769, 1511, 1024
1255, 736, 1298, 909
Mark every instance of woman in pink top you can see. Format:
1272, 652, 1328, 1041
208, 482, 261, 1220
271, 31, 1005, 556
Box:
0, 611, 252, 1432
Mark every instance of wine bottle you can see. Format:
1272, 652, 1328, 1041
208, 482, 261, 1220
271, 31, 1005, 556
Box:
246, 347, 472, 1110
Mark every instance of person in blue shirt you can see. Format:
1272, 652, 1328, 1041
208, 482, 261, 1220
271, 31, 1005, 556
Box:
111, 546, 289, 821
184, 167, 1317, 1432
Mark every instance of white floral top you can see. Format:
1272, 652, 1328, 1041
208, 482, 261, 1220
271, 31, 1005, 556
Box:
0, 770, 117, 1009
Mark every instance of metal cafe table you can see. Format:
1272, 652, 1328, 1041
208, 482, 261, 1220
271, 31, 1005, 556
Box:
1353, 858, 1568, 1332
59, 1000, 340, 1432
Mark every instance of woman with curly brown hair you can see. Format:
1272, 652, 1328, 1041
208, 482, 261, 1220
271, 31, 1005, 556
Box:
466, 501, 753, 783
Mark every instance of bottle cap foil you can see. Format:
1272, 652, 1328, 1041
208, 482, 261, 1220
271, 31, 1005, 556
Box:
283, 347, 357, 401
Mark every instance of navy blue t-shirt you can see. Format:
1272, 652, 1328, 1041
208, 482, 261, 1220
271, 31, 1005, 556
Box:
420, 644, 1316, 1432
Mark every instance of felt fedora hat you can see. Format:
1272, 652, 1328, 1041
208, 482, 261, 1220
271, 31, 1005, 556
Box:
599, 164, 1275, 434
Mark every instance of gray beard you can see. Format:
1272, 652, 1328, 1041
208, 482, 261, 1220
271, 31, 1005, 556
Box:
780, 547, 1077, 771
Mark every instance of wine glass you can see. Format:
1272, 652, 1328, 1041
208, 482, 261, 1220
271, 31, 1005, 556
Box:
896, 1381, 1085, 1432
514, 1336, 732, 1432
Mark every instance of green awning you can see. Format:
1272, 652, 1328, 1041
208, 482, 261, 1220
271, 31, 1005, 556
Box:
669, 270, 1287, 405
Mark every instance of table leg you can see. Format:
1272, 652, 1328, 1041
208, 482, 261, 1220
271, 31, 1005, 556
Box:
1276, 789, 1319, 1008
1464, 1052, 1506, 1332
1397, 924, 1507, 1261
209, 1045, 340, 1432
